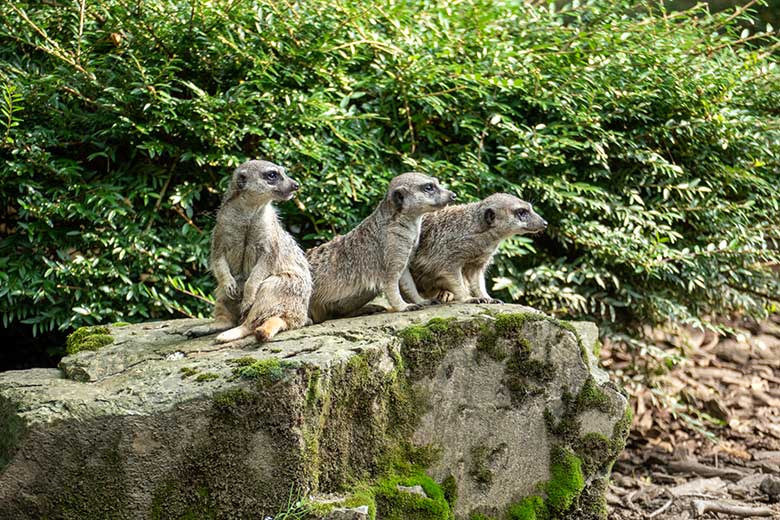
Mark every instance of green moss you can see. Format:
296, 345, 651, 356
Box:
576, 433, 612, 475
575, 377, 613, 414
180, 367, 199, 379
228, 356, 257, 367
469, 445, 493, 487
507, 446, 585, 520
65, 326, 113, 355
111, 321, 131, 327
306, 368, 322, 406
503, 340, 555, 407
592, 340, 602, 358
508, 495, 546, 520
195, 372, 219, 382
441, 475, 457, 509
546, 446, 585, 514
374, 470, 452, 520
494, 313, 536, 336
398, 318, 464, 379
232, 358, 293, 384
211, 388, 252, 412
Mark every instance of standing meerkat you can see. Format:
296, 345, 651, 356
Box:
306, 172, 456, 323
407, 193, 547, 304
187, 160, 312, 343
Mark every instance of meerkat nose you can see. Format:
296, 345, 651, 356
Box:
449, 191, 457, 201
541, 219, 548, 228
291, 181, 300, 191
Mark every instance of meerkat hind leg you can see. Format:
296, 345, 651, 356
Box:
255, 316, 288, 342
215, 324, 253, 343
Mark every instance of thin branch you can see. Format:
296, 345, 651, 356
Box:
144, 162, 177, 233
77, 0, 86, 62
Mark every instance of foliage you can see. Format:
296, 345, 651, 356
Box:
1, 0, 778, 342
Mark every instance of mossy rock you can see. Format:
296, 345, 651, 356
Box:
0, 307, 628, 520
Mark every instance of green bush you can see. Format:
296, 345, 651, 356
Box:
1, 0, 778, 339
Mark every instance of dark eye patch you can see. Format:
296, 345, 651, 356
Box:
423, 183, 436, 193
264, 170, 279, 182
515, 208, 529, 218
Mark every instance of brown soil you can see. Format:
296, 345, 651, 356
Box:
604, 313, 780, 519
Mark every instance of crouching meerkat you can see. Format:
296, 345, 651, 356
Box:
407, 193, 547, 304
306, 172, 456, 323
187, 160, 312, 343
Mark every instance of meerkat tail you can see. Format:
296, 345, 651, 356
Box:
215, 324, 253, 343
186, 320, 234, 338
254, 316, 288, 342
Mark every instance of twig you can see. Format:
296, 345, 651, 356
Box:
666, 460, 745, 481
172, 206, 202, 233
169, 282, 213, 305
401, 91, 416, 154
144, 162, 176, 233
647, 489, 674, 518
692, 499, 775, 517
77, 0, 86, 62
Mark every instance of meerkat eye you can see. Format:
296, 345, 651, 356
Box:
515, 208, 529, 219
423, 183, 436, 193
265, 170, 279, 181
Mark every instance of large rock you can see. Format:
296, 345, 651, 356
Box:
0, 305, 629, 520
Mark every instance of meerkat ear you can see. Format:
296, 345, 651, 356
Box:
484, 208, 496, 226
391, 187, 407, 210
236, 172, 248, 190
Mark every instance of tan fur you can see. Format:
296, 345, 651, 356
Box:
407, 193, 547, 304
306, 172, 456, 323
187, 160, 312, 342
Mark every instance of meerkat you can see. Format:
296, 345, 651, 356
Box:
187, 160, 312, 342
306, 172, 456, 323
406, 193, 547, 304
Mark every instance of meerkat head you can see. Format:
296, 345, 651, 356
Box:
480, 193, 547, 237
230, 160, 299, 203
386, 172, 457, 216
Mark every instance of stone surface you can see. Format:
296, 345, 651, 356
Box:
0, 304, 628, 519
324, 505, 370, 519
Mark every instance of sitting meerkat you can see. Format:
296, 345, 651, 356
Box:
306, 172, 456, 323
187, 160, 312, 343
407, 193, 547, 304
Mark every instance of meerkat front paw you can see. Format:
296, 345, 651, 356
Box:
225, 277, 239, 299
401, 303, 423, 312
424, 298, 442, 306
